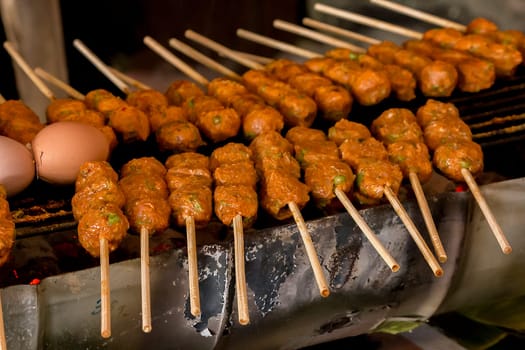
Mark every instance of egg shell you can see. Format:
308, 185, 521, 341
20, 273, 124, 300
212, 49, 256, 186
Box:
31, 121, 110, 185
0, 135, 36, 197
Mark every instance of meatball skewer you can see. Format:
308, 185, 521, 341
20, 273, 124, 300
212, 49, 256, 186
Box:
210, 143, 259, 325
145, 36, 285, 139
235, 28, 393, 106
164, 152, 214, 318
285, 126, 399, 272
370, 108, 447, 262
250, 131, 330, 297
331, 120, 443, 276
182, 30, 319, 128
119, 157, 171, 332
72, 161, 129, 338
416, 99, 512, 254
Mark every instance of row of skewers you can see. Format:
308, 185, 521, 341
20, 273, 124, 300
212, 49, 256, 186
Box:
0, 1, 520, 344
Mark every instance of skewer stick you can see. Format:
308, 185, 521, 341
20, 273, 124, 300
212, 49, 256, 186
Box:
185, 216, 201, 317
143, 36, 209, 87
100, 238, 111, 338
140, 227, 152, 332
273, 19, 367, 53
0, 292, 7, 350
229, 50, 274, 65
3, 41, 56, 101
233, 214, 250, 325
313, 3, 423, 39
288, 202, 330, 297
335, 189, 400, 272
73, 39, 131, 94
0, 94, 5, 104
383, 186, 443, 277
108, 67, 153, 91
409, 172, 447, 263
369, 0, 467, 31
236, 28, 322, 60
461, 168, 512, 254
168, 37, 242, 81
34, 67, 85, 100
302, 17, 382, 45
184, 30, 265, 70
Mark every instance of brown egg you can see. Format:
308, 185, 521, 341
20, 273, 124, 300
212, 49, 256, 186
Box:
31, 121, 110, 185
0, 136, 35, 196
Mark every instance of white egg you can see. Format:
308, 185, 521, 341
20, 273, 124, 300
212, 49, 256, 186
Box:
0, 135, 35, 197
31, 121, 110, 185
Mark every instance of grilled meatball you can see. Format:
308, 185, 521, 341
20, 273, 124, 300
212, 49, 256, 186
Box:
339, 138, 389, 169
214, 185, 258, 227
75, 161, 118, 191
355, 160, 403, 200
155, 120, 204, 152
328, 119, 372, 145
371, 108, 423, 145
165, 152, 209, 170
286, 126, 327, 145
416, 99, 461, 129
249, 130, 294, 157
166, 167, 213, 192
165, 80, 205, 106
124, 196, 171, 234
419, 60, 458, 97
210, 142, 254, 171
293, 140, 340, 167
243, 106, 284, 139
213, 162, 258, 188
304, 159, 354, 208
423, 117, 473, 151
47, 98, 105, 126
259, 170, 310, 220
77, 203, 129, 257
169, 185, 212, 228
120, 157, 167, 178
387, 142, 433, 183
72, 177, 127, 220
433, 140, 483, 182
0, 100, 44, 145
207, 77, 249, 106
119, 173, 169, 202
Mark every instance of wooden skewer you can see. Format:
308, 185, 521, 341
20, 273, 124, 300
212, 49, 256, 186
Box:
99, 237, 111, 338
73, 39, 131, 94
335, 189, 399, 272
461, 168, 512, 254
185, 216, 201, 317
73, 41, 159, 330
229, 50, 274, 65
3, 41, 56, 101
370, 0, 467, 31
184, 30, 265, 70
34, 67, 85, 100
302, 17, 382, 45
143, 36, 209, 87
409, 173, 447, 263
140, 226, 152, 332
108, 67, 153, 91
236, 28, 322, 60
0, 94, 5, 104
272, 19, 367, 53
0, 291, 7, 350
288, 202, 330, 297
232, 214, 250, 324
383, 186, 443, 277
168, 37, 242, 81
313, 3, 423, 39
